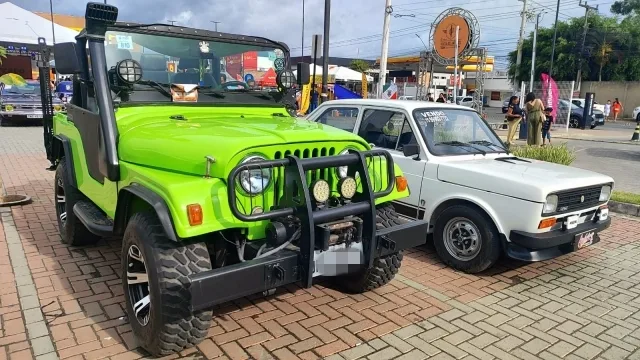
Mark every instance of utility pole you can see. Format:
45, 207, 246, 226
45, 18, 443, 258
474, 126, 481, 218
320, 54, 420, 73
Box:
549, 0, 560, 78
453, 26, 459, 104
529, 12, 542, 93
210, 21, 220, 31
321, 0, 331, 102
301, 0, 305, 59
515, 0, 529, 84
378, 0, 392, 98
576, 0, 598, 91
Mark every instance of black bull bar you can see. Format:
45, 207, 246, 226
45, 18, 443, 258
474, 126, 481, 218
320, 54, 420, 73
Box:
189, 150, 427, 311
225, 149, 429, 288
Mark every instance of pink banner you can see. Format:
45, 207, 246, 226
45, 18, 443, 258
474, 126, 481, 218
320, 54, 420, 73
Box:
540, 73, 558, 120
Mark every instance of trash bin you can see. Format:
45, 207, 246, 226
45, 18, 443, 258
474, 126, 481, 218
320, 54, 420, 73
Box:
518, 115, 527, 140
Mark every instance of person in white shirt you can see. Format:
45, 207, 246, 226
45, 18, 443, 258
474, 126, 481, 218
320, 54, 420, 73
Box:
604, 100, 611, 121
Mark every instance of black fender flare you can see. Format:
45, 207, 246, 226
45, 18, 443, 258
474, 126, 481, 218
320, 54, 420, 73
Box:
113, 184, 180, 242
55, 134, 77, 188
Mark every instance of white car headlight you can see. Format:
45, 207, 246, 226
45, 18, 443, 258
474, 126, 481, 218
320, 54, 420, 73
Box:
238, 155, 271, 195
600, 185, 612, 202
543, 194, 558, 214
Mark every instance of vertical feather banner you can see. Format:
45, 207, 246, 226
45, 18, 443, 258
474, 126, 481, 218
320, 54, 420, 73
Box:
540, 73, 558, 120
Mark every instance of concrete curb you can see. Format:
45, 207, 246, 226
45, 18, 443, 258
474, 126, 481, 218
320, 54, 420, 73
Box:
609, 200, 640, 217
551, 136, 640, 146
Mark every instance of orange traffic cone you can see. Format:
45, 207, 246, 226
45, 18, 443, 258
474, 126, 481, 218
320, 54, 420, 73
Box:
632, 124, 640, 141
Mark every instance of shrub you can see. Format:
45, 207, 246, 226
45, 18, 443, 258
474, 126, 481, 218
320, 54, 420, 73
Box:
611, 191, 640, 205
510, 144, 576, 165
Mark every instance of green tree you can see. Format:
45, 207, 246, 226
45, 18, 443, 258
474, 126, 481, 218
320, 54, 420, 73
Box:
0, 46, 6, 65
507, 14, 640, 82
349, 59, 370, 73
611, 0, 640, 15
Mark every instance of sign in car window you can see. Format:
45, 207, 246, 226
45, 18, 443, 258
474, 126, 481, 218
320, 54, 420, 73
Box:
414, 110, 449, 127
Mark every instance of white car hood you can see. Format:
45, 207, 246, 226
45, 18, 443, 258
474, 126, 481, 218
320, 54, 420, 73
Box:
437, 157, 614, 202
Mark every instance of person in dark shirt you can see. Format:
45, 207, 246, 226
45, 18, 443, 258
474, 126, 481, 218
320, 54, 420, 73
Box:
542, 107, 553, 145
505, 95, 523, 146
436, 93, 446, 103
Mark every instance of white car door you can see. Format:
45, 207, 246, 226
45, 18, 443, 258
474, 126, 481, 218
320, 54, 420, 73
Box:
356, 107, 426, 213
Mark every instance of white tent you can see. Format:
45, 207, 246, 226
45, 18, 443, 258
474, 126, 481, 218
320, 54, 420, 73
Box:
328, 65, 373, 82
0, 2, 79, 45
293, 64, 325, 77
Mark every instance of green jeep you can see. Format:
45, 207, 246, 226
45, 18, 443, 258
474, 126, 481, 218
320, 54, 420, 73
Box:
37, 2, 428, 356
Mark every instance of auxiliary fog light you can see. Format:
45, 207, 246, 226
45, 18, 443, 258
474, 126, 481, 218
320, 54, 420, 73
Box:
338, 177, 357, 199
311, 179, 330, 203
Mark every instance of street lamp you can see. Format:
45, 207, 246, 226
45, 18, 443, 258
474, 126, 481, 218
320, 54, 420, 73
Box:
210, 21, 220, 31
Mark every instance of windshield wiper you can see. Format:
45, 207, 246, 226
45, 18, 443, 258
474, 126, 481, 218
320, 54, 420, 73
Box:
437, 141, 487, 155
135, 80, 172, 99
468, 140, 509, 153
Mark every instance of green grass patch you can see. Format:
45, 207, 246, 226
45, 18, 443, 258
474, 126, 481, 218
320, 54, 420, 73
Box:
510, 144, 577, 166
611, 191, 640, 205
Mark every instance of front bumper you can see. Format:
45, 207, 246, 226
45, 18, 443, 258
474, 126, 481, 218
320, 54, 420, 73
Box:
506, 213, 611, 261
188, 149, 428, 311
0, 110, 44, 119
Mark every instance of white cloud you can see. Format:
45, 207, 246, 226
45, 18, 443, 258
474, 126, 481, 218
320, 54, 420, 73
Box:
11, 0, 608, 68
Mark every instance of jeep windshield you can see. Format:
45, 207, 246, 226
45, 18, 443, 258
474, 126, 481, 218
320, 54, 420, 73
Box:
412, 108, 507, 156
105, 29, 288, 103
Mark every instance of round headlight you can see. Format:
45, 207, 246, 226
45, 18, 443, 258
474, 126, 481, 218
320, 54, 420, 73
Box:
337, 148, 351, 178
543, 194, 558, 214
310, 179, 330, 203
116, 59, 143, 84
5, 104, 14, 111
238, 156, 271, 195
338, 177, 357, 199
53, 104, 62, 111
276, 70, 296, 89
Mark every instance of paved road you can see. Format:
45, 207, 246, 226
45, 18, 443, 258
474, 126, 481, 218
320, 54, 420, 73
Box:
1, 127, 640, 360
564, 139, 640, 194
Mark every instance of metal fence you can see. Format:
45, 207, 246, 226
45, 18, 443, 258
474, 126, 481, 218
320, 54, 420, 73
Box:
521, 81, 575, 131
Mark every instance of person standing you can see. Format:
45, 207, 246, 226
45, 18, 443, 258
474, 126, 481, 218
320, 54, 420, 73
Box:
524, 92, 545, 146
505, 95, 523, 146
604, 100, 611, 121
612, 98, 623, 122
542, 107, 553, 146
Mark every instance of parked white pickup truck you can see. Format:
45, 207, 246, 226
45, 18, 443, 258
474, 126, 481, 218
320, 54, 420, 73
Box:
308, 99, 614, 273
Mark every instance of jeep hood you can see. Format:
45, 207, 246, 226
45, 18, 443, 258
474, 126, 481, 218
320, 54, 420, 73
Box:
117, 107, 366, 177
437, 157, 613, 202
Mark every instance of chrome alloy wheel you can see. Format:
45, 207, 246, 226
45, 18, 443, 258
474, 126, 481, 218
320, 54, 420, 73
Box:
443, 217, 482, 261
127, 245, 151, 326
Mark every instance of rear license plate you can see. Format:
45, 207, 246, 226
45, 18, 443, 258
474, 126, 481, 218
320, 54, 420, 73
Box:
574, 230, 598, 250
27, 114, 42, 119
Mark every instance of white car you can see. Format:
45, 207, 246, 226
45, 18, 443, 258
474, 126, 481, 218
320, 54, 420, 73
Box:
633, 106, 640, 122
572, 98, 605, 114
308, 99, 614, 273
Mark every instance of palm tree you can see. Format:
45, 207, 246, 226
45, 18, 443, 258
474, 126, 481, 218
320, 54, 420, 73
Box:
594, 41, 613, 82
349, 59, 370, 73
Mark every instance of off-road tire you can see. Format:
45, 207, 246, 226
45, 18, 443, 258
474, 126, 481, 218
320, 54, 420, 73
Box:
122, 212, 213, 357
54, 159, 100, 246
433, 205, 501, 274
339, 204, 405, 293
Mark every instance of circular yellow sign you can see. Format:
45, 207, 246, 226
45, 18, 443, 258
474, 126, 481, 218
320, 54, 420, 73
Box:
433, 15, 471, 60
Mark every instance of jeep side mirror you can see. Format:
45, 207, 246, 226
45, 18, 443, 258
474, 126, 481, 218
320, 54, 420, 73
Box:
402, 144, 420, 158
53, 43, 82, 74
297, 62, 310, 86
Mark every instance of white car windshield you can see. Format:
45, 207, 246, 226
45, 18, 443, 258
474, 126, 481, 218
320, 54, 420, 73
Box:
412, 108, 506, 156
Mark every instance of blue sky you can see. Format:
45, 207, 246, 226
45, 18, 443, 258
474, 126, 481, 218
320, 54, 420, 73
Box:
10, 0, 617, 69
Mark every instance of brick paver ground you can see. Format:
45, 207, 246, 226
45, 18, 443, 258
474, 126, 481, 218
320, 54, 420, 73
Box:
1, 127, 639, 360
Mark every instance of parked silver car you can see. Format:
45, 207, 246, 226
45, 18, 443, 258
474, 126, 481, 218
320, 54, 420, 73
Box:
0, 80, 63, 126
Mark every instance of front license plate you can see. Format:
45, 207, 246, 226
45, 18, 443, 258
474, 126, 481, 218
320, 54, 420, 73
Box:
574, 230, 598, 250
27, 114, 42, 119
